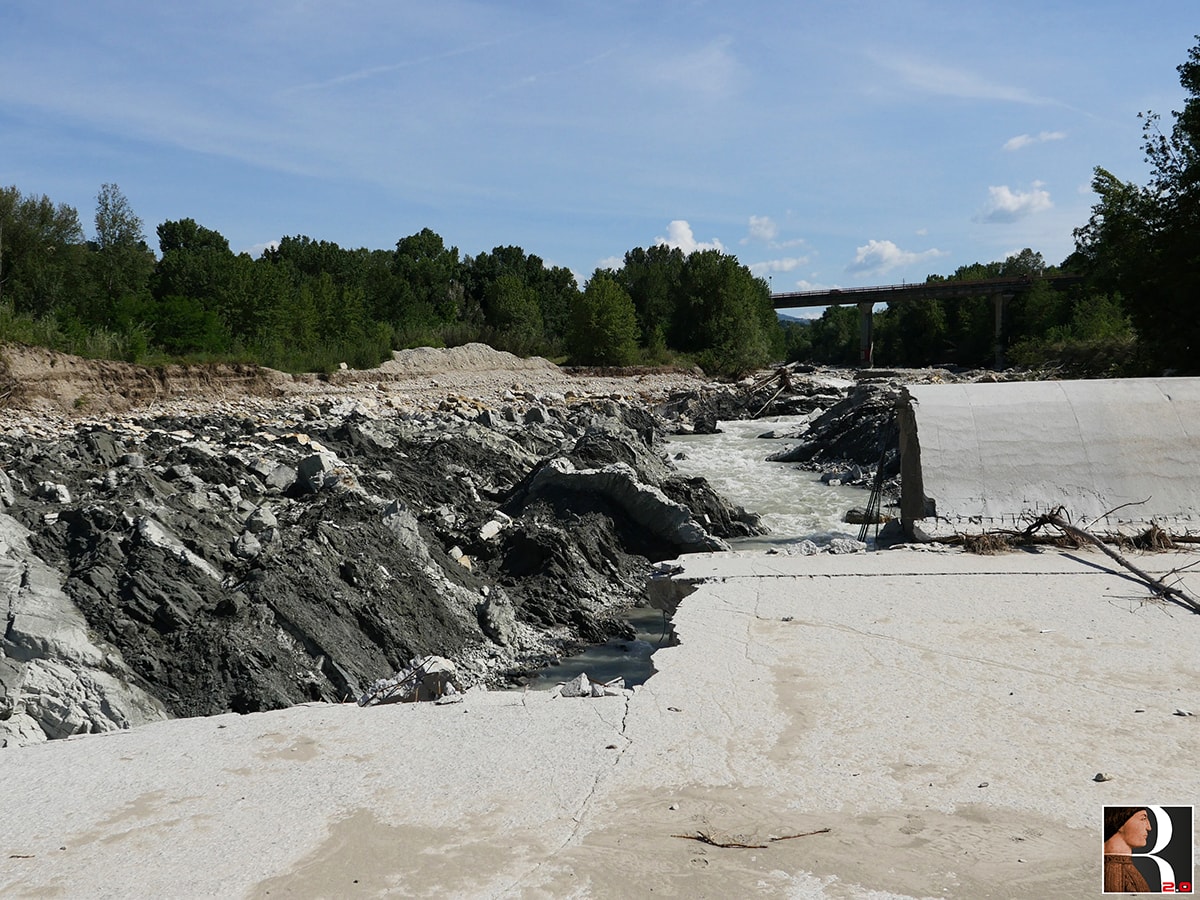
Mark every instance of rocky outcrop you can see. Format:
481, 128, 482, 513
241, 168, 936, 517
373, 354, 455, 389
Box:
1, 515, 167, 745
0, 391, 751, 745
765, 382, 903, 470
517, 459, 728, 554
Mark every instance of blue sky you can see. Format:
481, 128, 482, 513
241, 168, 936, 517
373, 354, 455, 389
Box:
2, 2, 1194, 295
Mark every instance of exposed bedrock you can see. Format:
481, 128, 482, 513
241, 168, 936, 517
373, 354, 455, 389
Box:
0, 394, 756, 745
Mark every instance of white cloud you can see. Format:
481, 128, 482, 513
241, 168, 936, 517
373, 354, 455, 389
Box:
749, 257, 808, 277
1003, 131, 1066, 151
846, 239, 945, 276
595, 255, 624, 272
875, 54, 1051, 105
655, 220, 725, 254
742, 215, 809, 251
244, 239, 281, 257
976, 183, 1053, 223
745, 214, 778, 243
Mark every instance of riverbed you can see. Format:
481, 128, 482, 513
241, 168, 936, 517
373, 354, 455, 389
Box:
527, 415, 870, 689
667, 415, 868, 546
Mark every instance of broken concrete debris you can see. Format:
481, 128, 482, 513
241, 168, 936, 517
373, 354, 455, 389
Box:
554, 672, 627, 698
358, 656, 462, 706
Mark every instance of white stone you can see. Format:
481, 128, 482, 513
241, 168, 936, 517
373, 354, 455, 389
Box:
558, 673, 591, 698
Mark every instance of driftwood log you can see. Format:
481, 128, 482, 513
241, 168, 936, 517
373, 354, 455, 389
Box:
1034, 512, 1200, 615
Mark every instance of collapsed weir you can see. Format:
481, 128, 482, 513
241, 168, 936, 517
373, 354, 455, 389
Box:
895, 377, 1200, 539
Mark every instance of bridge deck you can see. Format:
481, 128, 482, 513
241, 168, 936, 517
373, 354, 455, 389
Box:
771, 274, 1081, 309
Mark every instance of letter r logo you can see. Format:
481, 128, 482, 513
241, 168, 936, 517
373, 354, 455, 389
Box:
1133, 806, 1178, 889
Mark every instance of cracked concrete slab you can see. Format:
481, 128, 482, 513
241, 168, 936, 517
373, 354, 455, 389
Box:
0, 547, 1197, 898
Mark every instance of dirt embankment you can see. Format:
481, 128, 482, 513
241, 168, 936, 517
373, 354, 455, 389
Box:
0, 341, 709, 421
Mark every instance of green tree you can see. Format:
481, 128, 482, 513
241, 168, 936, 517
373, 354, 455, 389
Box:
87, 183, 154, 326
675, 250, 779, 376
393, 228, 463, 324
1069, 36, 1200, 371
807, 305, 859, 364
0, 186, 86, 317
880, 298, 947, 366
568, 272, 640, 365
999, 248, 1046, 279
151, 218, 238, 354
615, 244, 685, 345
780, 318, 814, 363
459, 245, 579, 353
483, 273, 543, 354
530, 264, 578, 349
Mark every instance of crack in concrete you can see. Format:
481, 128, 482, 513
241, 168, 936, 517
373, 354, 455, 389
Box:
500, 691, 634, 897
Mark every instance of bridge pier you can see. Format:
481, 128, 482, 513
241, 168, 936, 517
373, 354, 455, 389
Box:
858, 301, 874, 368
993, 292, 1014, 369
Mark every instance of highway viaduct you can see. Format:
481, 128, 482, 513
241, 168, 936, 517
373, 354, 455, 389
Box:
770, 274, 1083, 368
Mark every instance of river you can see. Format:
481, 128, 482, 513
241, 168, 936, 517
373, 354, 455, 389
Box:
526, 414, 871, 689
667, 415, 869, 547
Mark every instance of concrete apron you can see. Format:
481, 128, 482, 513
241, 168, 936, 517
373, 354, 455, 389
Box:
1, 547, 1197, 899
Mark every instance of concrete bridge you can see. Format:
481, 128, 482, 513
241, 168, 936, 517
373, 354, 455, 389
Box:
771, 274, 1083, 367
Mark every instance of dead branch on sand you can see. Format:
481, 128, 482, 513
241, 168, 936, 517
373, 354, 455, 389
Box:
1024, 509, 1200, 615
672, 827, 830, 849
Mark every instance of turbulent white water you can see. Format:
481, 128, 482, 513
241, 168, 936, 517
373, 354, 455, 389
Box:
667, 415, 869, 548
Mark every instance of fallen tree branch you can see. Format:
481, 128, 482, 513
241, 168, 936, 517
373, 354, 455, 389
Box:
752, 382, 789, 419
1039, 512, 1200, 615
768, 828, 832, 843
1082, 496, 1152, 531
672, 832, 768, 849
672, 827, 830, 849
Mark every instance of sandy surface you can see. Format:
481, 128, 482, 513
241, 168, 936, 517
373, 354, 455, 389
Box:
1, 546, 1197, 898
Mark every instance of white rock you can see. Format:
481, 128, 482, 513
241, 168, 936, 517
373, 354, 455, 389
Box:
827, 538, 868, 554
784, 539, 821, 556
557, 673, 591, 698
34, 482, 71, 504
232, 531, 262, 559
479, 519, 506, 541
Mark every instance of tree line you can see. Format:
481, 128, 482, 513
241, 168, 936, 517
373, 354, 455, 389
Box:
0, 184, 781, 377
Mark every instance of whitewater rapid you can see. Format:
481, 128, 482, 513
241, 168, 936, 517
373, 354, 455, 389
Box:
667, 415, 868, 548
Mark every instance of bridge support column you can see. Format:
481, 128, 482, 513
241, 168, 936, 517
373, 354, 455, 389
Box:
857, 301, 874, 368
993, 292, 1013, 369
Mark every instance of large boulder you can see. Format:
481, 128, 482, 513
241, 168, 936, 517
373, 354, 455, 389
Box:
518, 458, 727, 555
